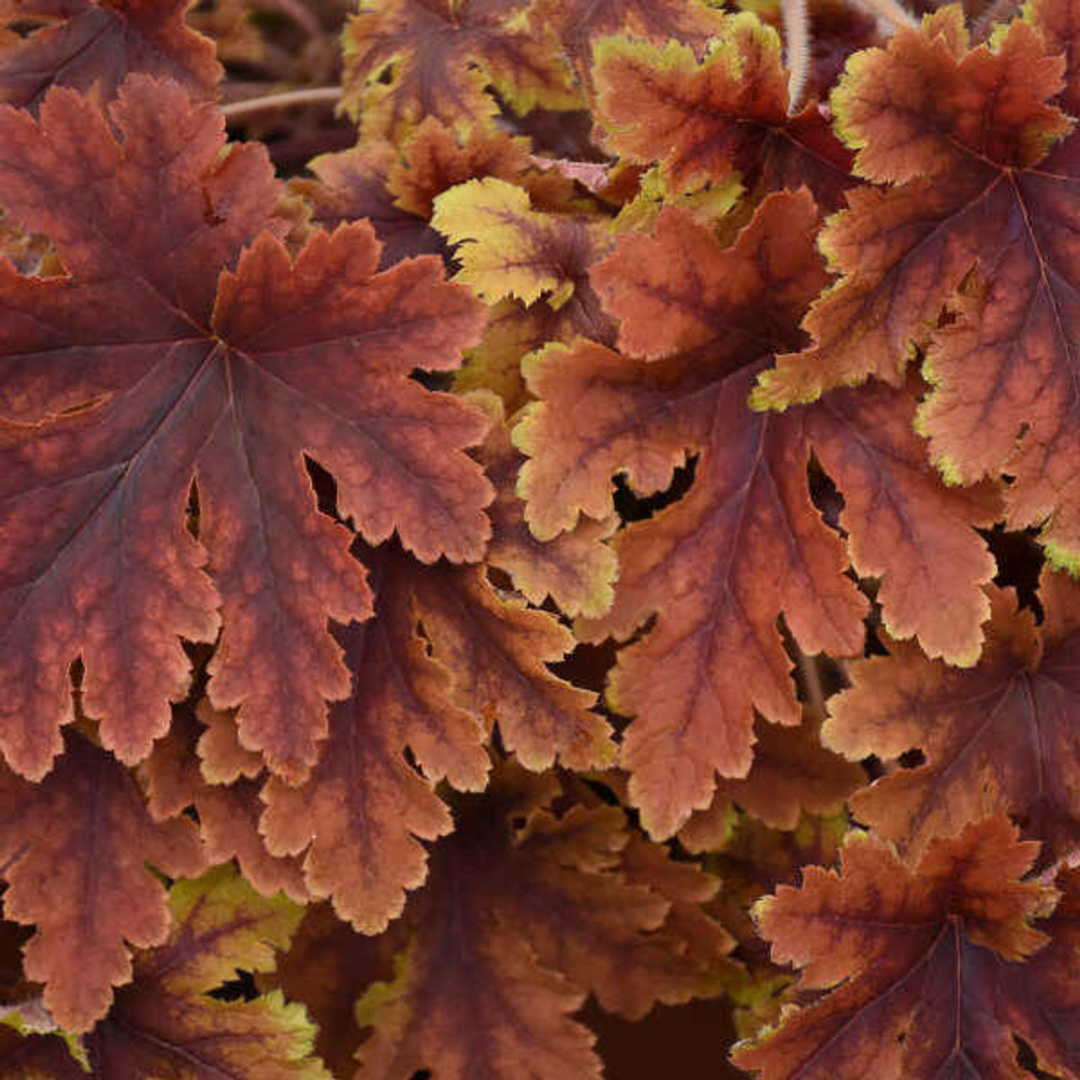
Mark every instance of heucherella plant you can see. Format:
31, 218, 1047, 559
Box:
0, 0, 1078, 1076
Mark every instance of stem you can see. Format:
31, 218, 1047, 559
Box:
852, 0, 920, 33
221, 85, 343, 120
781, 0, 810, 114
796, 647, 827, 717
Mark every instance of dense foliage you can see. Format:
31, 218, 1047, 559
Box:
1, 0, 1079, 1076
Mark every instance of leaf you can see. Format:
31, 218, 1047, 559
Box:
752, 3, 1080, 565
0, 731, 206, 1032
354, 758, 732, 1079
260, 902, 407, 1080
591, 14, 854, 208
405, 553, 616, 772
259, 543, 489, 936
529, 0, 727, 93
341, 0, 578, 135
292, 118, 562, 271
987, 864, 1080, 1077
476, 392, 618, 620
800, 374, 1003, 665
82, 865, 330, 1079
0, 1025, 86, 1080
140, 701, 309, 903
0, 0, 221, 112
824, 568, 1080, 867
0, 76, 491, 783
732, 817, 1061, 1078
679, 710, 866, 839
516, 191, 869, 838
433, 176, 614, 307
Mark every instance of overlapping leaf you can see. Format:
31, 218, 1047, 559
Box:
0, 0, 221, 111
433, 176, 617, 409
825, 568, 1080, 866
529, 0, 726, 92
515, 189, 999, 838
354, 759, 732, 1079
0, 76, 491, 783
0, 731, 206, 1031
81, 865, 329, 1079
341, 0, 578, 135
591, 13, 855, 208
732, 816, 1061, 1078
141, 701, 309, 903
292, 117, 569, 271
753, 0, 1080, 567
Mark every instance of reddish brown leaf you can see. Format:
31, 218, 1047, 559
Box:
0, 77, 490, 782
753, 2, 1080, 566
592, 14, 854, 208
0, 0, 220, 112
475, 392, 618, 620
732, 817, 1060, 1078
410, 558, 615, 772
680, 710, 866, 838
341, 0, 578, 135
530, 0, 726, 93
83, 866, 329, 1079
259, 545, 488, 935
800, 375, 1003, 665
0, 1026, 84, 1080
516, 192, 869, 838
140, 702, 308, 903
0, 732, 206, 1031
354, 759, 732, 1079
825, 569, 1080, 867
262, 902, 407, 1080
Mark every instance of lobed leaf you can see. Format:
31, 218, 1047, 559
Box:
0, 76, 491, 783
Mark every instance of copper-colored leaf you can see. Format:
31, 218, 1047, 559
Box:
732, 816, 1060, 1078
0, 732, 206, 1031
140, 702, 308, 903
516, 192, 869, 838
753, 2, 1080, 566
530, 0, 726, 93
259, 544, 488, 935
825, 569, 1080, 866
341, 0, 578, 135
83, 865, 330, 1079
592, 14, 854, 208
0, 76, 490, 783
0, 0, 220, 111
354, 759, 732, 1079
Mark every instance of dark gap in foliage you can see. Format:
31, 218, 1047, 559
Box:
613, 455, 697, 523
1015, 1034, 1057, 1078
304, 454, 342, 522
185, 479, 201, 539
485, 564, 515, 593
550, 637, 619, 697
402, 745, 424, 778
982, 524, 1045, 620
898, 748, 926, 769
582, 778, 621, 807
208, 968, 259, 1003
807, 452, 845, 532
